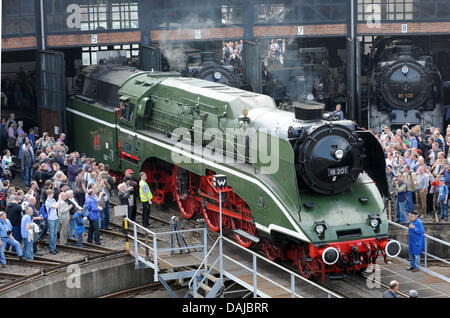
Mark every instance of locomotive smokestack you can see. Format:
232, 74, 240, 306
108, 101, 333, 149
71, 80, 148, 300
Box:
201, 52, 216, 63
396, 45, 413, 56
293, 101, 325, 121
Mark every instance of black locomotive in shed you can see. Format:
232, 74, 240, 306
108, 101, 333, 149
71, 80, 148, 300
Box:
368, 38, 444, 132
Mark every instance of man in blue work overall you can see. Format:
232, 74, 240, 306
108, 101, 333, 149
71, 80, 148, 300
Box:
0, 211, 23, 268
407, 210, 425, 272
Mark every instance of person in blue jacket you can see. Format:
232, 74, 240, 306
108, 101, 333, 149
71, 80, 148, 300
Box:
85, 189, 102, 245
73, 209, 87, 248
407, 210, 425, 272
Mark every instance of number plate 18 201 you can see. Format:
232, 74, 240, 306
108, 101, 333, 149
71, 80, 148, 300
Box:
328, 166, 349, 177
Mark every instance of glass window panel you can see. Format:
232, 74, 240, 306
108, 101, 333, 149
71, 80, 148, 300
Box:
4, 18, 21, 34
91, 52, 98, 65
21, 17, 35, 34
437, 3, 450, 19
421, 3, 436, 19
332, 5, 347, 21
153, 0, 166, 10
4, 0, 20, 16
21, 0, 35, 15
112, 12, 121, 20
152, 9, 167, 27
316, 5, 332, 21
47, 15, 62, 32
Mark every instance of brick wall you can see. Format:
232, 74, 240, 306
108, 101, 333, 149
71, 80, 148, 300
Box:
358, 22, 450, 35
47, 31, 141, 47
151, 27, 244, 41
2, 36, 37, 50
254, 24, 347, 37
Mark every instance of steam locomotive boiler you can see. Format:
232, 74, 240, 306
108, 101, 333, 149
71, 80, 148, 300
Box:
368, 38, 444, 132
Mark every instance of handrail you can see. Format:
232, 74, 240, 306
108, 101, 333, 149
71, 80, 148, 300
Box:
389, 221, 450, 247
223, 237, 342, 298
222, 253, 304, 298
126, 218, 208, 282
388, 220, 450, 267
188, 237, 221, 290
127, 217, 341, 298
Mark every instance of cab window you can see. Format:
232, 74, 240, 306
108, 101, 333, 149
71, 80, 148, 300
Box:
127, 103, 136, 121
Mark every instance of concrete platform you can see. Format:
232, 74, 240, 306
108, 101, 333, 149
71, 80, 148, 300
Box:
0, 253, 155, 298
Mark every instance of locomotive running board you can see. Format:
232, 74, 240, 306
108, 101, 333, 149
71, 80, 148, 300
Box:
232, 229, 260, 243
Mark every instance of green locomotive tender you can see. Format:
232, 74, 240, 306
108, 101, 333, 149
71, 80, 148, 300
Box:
67, 64, 401, 281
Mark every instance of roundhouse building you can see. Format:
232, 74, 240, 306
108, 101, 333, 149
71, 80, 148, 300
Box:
2, 1, 450, 132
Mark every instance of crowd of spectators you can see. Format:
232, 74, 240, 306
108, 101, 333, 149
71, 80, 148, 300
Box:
0, 115, 137, 267
1, 67, 37, 110
374, 123, 450, 223
266, 39, 283, 64
222, 40, 243, 67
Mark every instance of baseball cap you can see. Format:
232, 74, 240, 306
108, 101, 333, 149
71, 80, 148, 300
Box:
125, 169, 134, 174
440, 177, 445, 181
408, 210, 417, 215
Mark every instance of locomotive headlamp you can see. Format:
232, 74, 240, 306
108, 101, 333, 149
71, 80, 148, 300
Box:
402, 65, 409, 74
334, 149, 344, 160
314, 221, 327, 238
368, 214, 381, 230
315, 224, 325, 235
370, 218, 379, 228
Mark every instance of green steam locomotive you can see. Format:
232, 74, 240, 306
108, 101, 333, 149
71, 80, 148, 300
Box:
67, 63, 401, 281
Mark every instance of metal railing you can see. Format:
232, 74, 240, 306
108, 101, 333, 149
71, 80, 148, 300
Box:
125, 218, 208, 282
388, 220, 450, 282
222, 237, 342, 298
188, 237, 222, 298
188, 234, 342, 299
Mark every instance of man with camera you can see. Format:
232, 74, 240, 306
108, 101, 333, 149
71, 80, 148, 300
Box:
0, 211, 23, 268
403, 164, 417, 212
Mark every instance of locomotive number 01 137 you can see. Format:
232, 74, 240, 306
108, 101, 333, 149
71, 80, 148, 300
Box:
397, 93, 414, 99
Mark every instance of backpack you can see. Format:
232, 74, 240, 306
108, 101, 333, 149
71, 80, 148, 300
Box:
40, 204, 48, 220
0, 191, 6, 210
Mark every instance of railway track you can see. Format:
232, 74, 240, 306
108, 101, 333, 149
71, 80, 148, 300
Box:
37, 240, 114, 256
0, 250, 126, 294
99, 283, 163, 298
